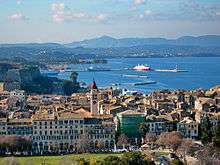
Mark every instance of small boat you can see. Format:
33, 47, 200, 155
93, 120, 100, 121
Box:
156, 69, 188, 72
63, 67, 73, 72
155, 65, 188, 73
133, 64, 151, 71
87, 66, 111, 72
138, 75, 149, 78
122, 74, 149, 78
133, 81, 156, 86
112, 83, 121, 86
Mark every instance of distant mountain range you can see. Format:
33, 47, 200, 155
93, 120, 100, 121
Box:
1, 35, 219, 49
0, 43, 63, 48
0, 35, 220, 61
65, 35, 220, 48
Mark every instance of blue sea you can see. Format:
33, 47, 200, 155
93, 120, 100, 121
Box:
57, 57, 220, 93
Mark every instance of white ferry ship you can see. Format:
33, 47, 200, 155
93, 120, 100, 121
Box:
133, 64, 151, 71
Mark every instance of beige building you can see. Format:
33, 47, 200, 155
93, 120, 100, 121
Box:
0, 82, 5, 92
195, 97, 216, 112
32, 108, 115, 154
177, 117, 199, 139
0, 118, 32, 136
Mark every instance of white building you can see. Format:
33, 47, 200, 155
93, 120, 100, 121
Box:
10, 90, 26, 101
177, 117, 199, 139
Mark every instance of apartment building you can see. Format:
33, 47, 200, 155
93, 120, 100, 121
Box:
177, 117, 199, 139
32, 108, 115, 154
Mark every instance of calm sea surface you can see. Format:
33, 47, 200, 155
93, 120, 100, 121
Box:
57, 57, 220, 93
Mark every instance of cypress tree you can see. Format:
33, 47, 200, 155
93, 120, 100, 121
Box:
213, 122, 220, 148
201, 116, 213, 144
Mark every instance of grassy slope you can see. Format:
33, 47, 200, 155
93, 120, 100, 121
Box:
0, 153, 122, 165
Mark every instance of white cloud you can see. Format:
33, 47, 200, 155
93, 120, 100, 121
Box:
51, 3, 65, 11
139, 10, 152, 18
52, 12, 64, 22
52, 11, 87, 22
51, 3, 109, 23
51, 2, 89, 22
96, 14, 108, 22
134, 0, 145, 5
8, 13, 28, 21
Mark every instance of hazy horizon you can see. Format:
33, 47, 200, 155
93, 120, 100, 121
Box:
1, 0, 220, 43
1, 34, 220, 45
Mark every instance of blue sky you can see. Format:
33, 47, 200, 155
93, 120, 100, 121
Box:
0, 0, 220, 43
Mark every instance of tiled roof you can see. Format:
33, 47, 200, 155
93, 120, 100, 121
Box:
118, 110, 144, 116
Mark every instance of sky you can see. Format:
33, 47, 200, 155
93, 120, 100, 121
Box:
0, 0, 220, 43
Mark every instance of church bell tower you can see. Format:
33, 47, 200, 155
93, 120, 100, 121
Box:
90, 80, 99, 115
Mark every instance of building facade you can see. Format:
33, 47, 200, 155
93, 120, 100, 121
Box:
177, 117, 199, 139
32, 110, 115, 154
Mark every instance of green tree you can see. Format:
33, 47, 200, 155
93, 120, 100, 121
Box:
102, 156, 123, 165
121, 152, 153, 165
70, 71, 78, 83
170, 159, 183, 165
139, 123, 149, 138
201, 117, 213, 144
63, 80, 77, 96
213, 122, 220, 148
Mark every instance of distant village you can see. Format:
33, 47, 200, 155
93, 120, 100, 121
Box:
0, 73, 220, 164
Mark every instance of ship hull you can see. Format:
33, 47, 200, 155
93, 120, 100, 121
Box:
133, 68, 151, 71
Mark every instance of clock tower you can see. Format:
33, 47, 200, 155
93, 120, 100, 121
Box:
90, 80, 99, 115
